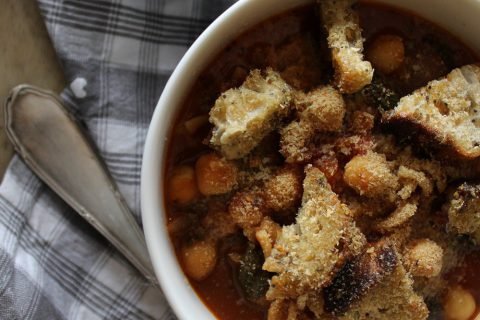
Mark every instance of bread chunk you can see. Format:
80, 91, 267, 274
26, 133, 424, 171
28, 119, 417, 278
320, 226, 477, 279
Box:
229, 190, 268, 241
445, 181, 480, 243
256, 217, 281, 258
323, 241, 397, 315
267, 299, 311, 320
375, 198, 418, 233
384, 64, 480, 159
339, 259, 428, 320
280, 86, 346, 162
319, 0, 373, 93
263, 166, 303, 212
210, 68, 293, 159
343, 151, 399, 200
298, 86, 346, 131
263, 166, 365, 300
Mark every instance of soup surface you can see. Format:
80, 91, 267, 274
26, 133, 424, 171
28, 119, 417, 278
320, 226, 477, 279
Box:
165, 1, 480, 319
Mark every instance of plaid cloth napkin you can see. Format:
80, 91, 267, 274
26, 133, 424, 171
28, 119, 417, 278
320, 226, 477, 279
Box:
0, 0, 235, 319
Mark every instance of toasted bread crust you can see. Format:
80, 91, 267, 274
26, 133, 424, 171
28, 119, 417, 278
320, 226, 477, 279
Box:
210, 68, 293, 159
445, 181, 480, 243
263, 166, 365, 300
319, 0, 374, 93
280, 86, 346, 163
324, 241, 397, 315
339, 261, 428, 320
384, 64, 480, 160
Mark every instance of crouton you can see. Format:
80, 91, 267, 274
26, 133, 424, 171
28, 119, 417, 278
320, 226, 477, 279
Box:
267, 299, 309, 320
350, 111, 375, 134
395, 148, 447, 193
384, 64, 480, 160
404, 239, 443, 278
445, 181, 480, 243
229, 190, 268, 241
256, 217, 281, 258
319, 0, 374, 93
280, 86, 346, 162
210, 68, 293, 159
397, 166, 433, 198
263, 166, 366, 300
263, 166, 303, 212
267, 299, 290, 320
279, 121, 314, 163
343, 151, 399, 200
375, 198, 418, 233
338, 259, 429, 320
323, 241, 397, 316
298, 86, 346, 131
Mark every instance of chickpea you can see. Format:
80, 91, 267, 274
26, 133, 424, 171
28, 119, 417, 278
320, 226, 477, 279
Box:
367, 34, 405, 74
444, 286, 476, 320
181, 240, 217, 281
167, 165, 199, 204
255, 217, 281, 258
404, 239, 443, 278
195, 153, 238, 196
184, 115, 208, 135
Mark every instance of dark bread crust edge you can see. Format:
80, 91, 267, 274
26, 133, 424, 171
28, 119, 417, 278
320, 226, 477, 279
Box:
383, 113, 480, 161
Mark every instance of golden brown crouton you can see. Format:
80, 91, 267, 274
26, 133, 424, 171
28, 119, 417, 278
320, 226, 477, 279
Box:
343, 151, 399, 200
404, 239, 443, 278
267, 299, 309, 320
298, 86, 346, 131
319, 0, 374, 93
280, 86, 346, 162
384, 64, 480, 160
445, 182, 480, 243
263, 167, 303, 212
350, 111, 375, 134
397, 166, 433, 199
256, 217, 281, 258
210, 68, 293, 159
395, 148, 447, 193
195, 153, 238, 196
267, 300, 289, 320
229, 190, 268, 241
279, 121, 314, 163
263, 167, 365, 300
375, 198, 418, 233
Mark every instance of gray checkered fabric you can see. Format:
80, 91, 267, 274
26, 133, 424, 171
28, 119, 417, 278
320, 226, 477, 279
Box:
0, 0, 235, 319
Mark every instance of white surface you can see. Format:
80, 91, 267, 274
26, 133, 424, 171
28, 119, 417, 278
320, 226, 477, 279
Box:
70, 78, 87, 99
141, 0, 480, 319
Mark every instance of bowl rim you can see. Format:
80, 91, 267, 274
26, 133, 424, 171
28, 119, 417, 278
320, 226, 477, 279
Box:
141, 0, 480, 319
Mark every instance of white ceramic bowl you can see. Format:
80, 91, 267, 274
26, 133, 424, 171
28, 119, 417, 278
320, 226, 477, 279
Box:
141, 0, 480, 319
